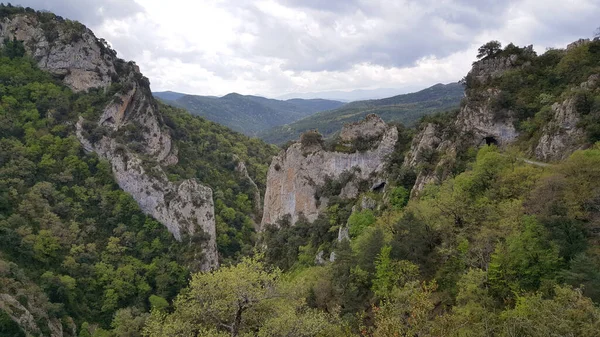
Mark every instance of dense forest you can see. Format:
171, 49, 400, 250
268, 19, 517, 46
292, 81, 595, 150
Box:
145, 144, 600, 336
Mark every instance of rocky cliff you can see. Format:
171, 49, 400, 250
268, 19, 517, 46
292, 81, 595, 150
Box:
403, 41, 599, 195
261, 114, 398, 228
535, 73, 598, 161
0, 12, 218, 270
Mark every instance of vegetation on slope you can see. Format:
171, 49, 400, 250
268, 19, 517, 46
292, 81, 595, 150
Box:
0, 39, 190, 334
144, 144, 600, 336
2, 3, 600, 335
160, 103, 279, 260
465, 40, 600, 145
140, 39, 600, 336
259, 82, 464, 145
0, 17, 277, 336
157, 92, 344, 137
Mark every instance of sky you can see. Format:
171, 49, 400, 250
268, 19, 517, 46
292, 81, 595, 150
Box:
9, 0, 600, 98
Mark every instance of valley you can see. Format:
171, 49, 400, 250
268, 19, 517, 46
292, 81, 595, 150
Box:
0, 3, 599, 337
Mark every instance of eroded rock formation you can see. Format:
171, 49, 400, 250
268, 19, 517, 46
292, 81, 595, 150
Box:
403, 43, 598, 195
261, 114, 398, 228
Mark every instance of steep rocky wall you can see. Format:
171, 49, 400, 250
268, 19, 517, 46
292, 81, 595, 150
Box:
1, 13, 218, 270
261, 115, 398, 228
76, 126, 218, 270
235, 158, 263, 219
0, 14, 116, 92
535, 74, 598, 161
404, 43, 597, 195
402, 50, 530, 195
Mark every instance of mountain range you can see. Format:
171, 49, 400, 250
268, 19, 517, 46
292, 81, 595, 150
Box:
275, 87, 419, 101
259, 82, 464, 144
153, 92, 344, 136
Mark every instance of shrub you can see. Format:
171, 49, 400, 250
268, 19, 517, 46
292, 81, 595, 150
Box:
300, 130, 324, 149
348, 209, 376, 238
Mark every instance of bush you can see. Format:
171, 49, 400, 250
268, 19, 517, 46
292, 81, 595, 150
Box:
348, 209, 376, 238
388, 186, 409, 210
300, 130, 324, 149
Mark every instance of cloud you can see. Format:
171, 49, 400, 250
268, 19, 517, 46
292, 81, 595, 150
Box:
11, 0, 144, 26
8, 0, 600, 97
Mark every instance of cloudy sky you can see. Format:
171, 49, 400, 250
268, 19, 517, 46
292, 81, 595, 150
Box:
10, 0, 600, 98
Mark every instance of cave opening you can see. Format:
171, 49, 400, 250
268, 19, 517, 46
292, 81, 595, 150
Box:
484, 136, 498, 146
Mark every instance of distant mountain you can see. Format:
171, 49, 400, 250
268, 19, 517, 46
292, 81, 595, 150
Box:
276, 87, 423, 102
157, 92, 344, 136
153, 90, 189, 101
259, 83, 464, 144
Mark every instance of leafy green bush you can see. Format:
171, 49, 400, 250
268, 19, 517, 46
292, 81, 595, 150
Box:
347, 209, 375, 238
300, 130, 324, 149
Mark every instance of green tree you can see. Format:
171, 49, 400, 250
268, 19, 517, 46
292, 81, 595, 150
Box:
477, 41, 502, 59
500, 286, 600, 336
488, 217, 562, 300
347, 209, 375, 238
144, 256, 280, 336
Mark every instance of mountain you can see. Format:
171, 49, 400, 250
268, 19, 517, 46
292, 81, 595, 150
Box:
3, 3, 600, 336
153, 90, 189, 101
151, 39, 600, 336
157, 92, 345, 136
276, 87, 420, 101
259, 82, 464, 144
0, 5, 276, 334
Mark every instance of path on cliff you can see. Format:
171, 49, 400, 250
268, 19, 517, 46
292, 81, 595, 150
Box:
499, 153, 552, 168
519, 158, 552, 167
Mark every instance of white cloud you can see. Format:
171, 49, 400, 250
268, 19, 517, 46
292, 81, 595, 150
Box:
10, 0, 600, 97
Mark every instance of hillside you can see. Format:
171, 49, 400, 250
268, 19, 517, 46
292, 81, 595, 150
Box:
0, 5, 277, 335
258, 82, 464, 144
276, 87, 407, 101
153, 90, 187, 101
157, 92, 345, 136
2, 3, 600, 337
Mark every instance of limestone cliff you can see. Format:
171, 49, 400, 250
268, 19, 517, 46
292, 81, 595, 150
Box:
404, 41, 599, 195
0, 12, 218, 270
261, 114, 398, 228
535, 74, 598, 161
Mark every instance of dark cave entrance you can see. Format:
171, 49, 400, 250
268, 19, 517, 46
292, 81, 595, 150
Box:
484, 136, 499, 146
371, 181, 386, 193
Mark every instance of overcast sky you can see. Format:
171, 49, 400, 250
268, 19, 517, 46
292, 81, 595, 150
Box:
10, 0, 600, 97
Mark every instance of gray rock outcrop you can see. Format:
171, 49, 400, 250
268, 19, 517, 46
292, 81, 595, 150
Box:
261, 115, 397, 228
404, 43, 597, 195
403, 53, 526, 195
235, 157, 263, 218
535, 74, 598, 161
0, 14, 116, 92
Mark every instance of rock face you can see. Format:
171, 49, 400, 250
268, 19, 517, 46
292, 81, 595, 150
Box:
402, 52, 526, 194
339, 114, 389, 142
235, 157, 263, 219
1, 13, 218, 270
403, 51, 529, 194
404, 43, 597, 195
0, 292, 73, 337
0, 14, 115, 92
261, 115, 397, 228
535, 74, 598, 161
